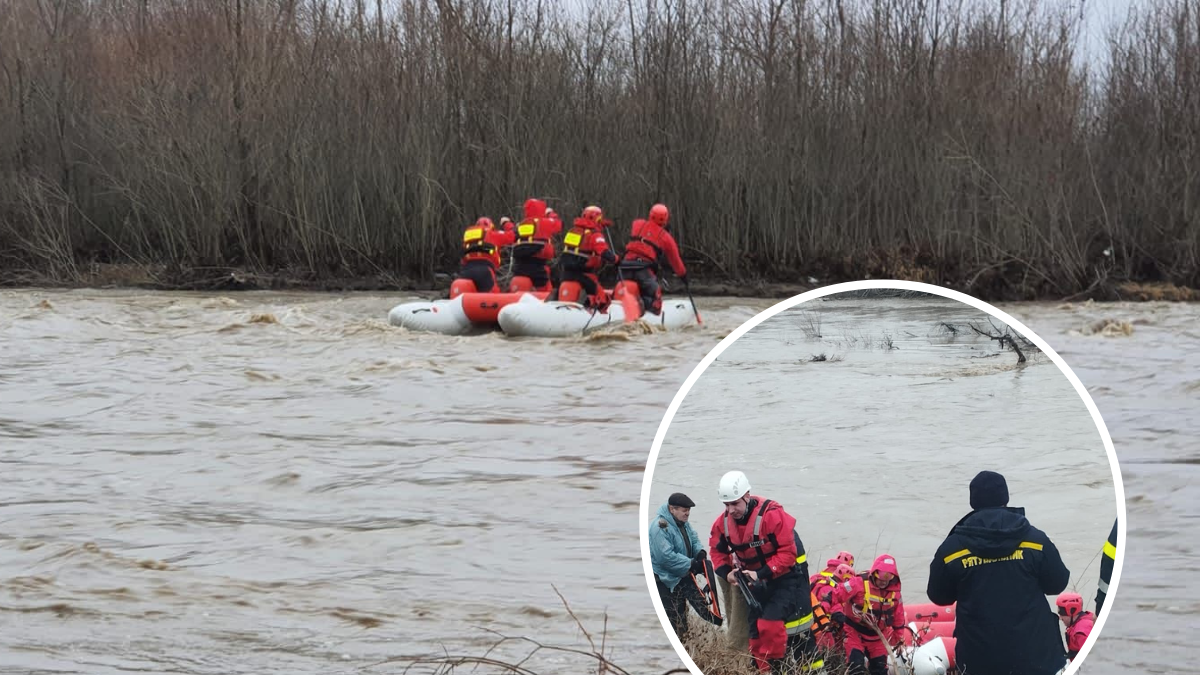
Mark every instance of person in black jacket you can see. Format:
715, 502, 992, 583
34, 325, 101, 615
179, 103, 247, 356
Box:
1096, 518, 1118, 614
927, 471, 1071, 675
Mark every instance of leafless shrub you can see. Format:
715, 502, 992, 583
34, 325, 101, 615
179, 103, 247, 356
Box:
0, 0, 1196, 297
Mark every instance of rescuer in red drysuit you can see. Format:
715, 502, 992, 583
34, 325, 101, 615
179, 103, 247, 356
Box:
709, 471, 812, 674
813, 562, 856, 651
833, 553, 907, 675
618, 203, 687, 315
1056, 592, 1095, 661
556, 205, 618, 308
509, 198, 562, 292
454, 217, 516, 294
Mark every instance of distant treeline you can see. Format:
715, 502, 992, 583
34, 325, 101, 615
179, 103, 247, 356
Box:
1, 0, 1197, 299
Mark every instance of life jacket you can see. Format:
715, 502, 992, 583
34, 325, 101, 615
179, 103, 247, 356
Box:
512, 214, 560, 260
624, 218, 668, 267
811, 574, 839, 602
721, 499, 789, 573
860, 576, 901, 625
563, 219, 614, 273
809, 591, 834, 634
562, 224, 596, 257
462, 224, 500, 267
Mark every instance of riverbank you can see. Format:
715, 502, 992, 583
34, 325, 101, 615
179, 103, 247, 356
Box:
2, 262, 1197, 303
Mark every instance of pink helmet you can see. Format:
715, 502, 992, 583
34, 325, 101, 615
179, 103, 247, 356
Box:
836, 551, 856, 567
1056, 592, 1084, 618
475, 217, 494, 230
834, 563, 855, 581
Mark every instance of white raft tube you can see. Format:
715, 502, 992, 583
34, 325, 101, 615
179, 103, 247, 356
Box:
497, 294, 699, 337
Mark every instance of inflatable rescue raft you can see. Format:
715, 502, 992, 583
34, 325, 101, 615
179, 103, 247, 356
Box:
888, 603, 955, 674
892, 602, 1065, 675
903, 636, 957, 675
497, 293, 699, 337
388, 291, 549, 335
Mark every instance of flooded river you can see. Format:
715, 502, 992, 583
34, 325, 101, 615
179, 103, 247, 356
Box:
649, 295, 1117, 652
0, 289, 1195, 674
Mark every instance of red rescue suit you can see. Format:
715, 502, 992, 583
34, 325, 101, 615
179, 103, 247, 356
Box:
709, 497, 802, 671
622, 218, 686, 276
559, 217, 617, 306
810, 573, 842, 650
510, 198, 562, 291
460, 221, 515, 269
619, 218, 687, 315
834, 555, 905, 675
1065, 612, 1095, 659
457, 221, 516, 293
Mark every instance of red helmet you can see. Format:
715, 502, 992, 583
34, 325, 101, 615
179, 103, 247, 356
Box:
1056, 592, 1084, 618
649, 203, 670, 226
834, 564, 855, 582
836, 551, 856, 567
475, 217, 494, 230
582, 205, 604, 223
523, 198, 547, 219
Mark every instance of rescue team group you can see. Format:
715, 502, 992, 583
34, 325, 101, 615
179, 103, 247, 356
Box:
456, 198, 688, 315
650, 470, 1120, 675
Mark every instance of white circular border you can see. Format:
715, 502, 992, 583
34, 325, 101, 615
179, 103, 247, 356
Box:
639, 279, 1126, 675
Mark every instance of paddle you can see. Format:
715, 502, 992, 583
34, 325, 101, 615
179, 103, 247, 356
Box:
683, 277, 702, 325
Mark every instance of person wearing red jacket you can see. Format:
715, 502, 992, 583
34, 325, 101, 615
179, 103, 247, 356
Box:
812, 563, 855, 652
455, 217, 516, 293
509, 198, 562, 292
619, 203, 687, 315
556, 205, 618, 308
833, 554, 906, 675
708, 471, 813, 674
1056, 592, 1095, 661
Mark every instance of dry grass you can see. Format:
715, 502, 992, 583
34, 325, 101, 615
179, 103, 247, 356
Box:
375, 586, 690, 675
681, 620, 845, 675
1115, 282, 1199, 302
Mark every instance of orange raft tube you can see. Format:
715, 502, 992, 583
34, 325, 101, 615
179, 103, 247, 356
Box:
459, 290, 549, 324
897, 602, 958, 675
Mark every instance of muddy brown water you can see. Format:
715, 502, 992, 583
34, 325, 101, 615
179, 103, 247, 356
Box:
0, 289, 1194, 674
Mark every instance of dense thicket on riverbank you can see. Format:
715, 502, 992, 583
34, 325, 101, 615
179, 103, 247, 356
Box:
1, 0, 1197, 300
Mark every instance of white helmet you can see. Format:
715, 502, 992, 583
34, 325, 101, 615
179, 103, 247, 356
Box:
718, 470, 751, 503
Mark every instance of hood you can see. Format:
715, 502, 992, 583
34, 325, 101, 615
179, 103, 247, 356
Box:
824, 558, 841, 571
523, 198, 547, 219
573, 216, 599, 230
656, 501, 678, 524
870, 554, 898, 577
952, 506, 1034, 558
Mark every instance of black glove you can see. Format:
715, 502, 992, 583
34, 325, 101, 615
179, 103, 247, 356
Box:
690, 556, 705, 574
832, 611, 846, 626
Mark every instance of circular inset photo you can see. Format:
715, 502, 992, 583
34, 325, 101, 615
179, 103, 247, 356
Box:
640, 281, 1123, 675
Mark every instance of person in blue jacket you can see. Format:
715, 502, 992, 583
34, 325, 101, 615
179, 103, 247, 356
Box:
650, 492, 707, 637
